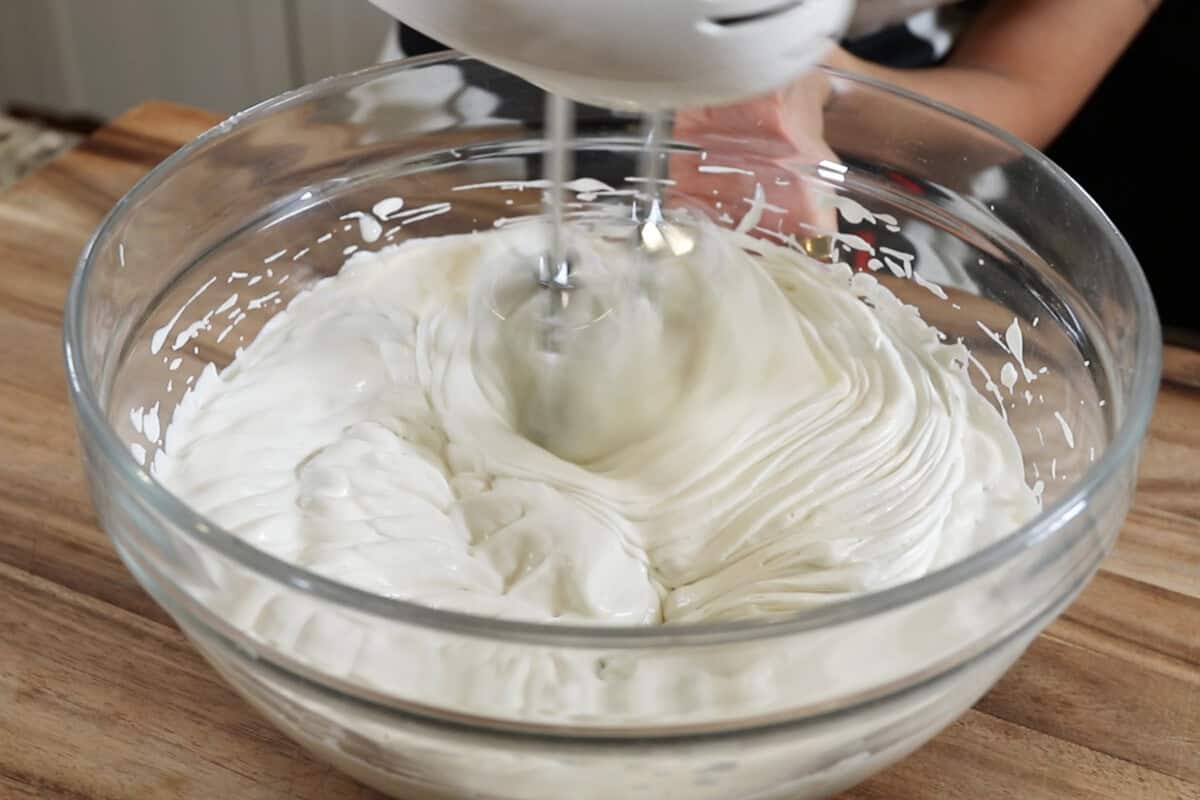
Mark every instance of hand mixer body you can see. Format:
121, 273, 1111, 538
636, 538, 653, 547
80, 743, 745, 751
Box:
370, 0, 857, 110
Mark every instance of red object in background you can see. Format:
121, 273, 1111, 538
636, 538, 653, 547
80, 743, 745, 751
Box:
848, 227, 877, 272
843, 169, 925, 272
884, 169, 925, 195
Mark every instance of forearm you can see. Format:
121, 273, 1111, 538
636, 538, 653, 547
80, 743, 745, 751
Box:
825, 51, 1042, 144
826, 0, 1160, 148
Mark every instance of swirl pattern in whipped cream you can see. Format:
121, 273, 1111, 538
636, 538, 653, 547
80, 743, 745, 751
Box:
155, 222, 1037, 626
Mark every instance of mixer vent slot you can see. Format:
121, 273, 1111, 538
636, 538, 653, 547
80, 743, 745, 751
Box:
709, 1, 807, 27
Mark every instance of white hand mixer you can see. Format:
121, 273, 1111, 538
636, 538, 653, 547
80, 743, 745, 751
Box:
368, 0, 883, 454
371, 0, 857, 109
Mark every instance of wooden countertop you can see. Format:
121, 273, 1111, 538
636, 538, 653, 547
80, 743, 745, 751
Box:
1, 102, 1197, 800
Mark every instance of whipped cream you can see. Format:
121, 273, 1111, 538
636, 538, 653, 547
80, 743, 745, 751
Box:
155, 221, 1037, 630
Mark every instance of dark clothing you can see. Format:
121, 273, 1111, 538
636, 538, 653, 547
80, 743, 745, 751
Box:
1046, 0, 1196, 332
844, 0, 986, 67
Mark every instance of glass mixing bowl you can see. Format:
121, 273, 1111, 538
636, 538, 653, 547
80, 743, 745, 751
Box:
64, 55, 1160, 799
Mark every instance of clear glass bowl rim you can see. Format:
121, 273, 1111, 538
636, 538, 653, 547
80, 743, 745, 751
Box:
63, 52, 1162, 650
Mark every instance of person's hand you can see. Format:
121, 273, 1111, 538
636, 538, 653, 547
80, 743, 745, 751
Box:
668, 64, 843, 241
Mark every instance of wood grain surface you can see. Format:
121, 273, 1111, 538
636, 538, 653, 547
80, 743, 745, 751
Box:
1, 102, 1197, 800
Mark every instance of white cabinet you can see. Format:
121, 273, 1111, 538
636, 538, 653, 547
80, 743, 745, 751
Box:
0, 0, 393, 119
